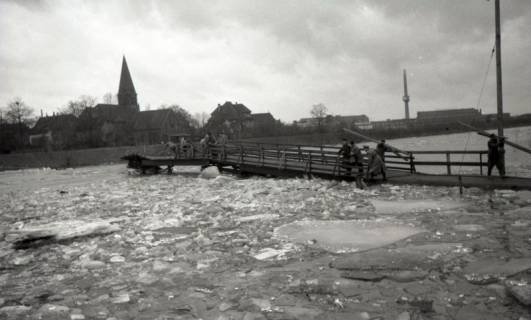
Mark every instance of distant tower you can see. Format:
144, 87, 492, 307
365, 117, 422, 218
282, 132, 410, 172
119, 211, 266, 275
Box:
117, 56, 139, 111
402, 69, 410, 120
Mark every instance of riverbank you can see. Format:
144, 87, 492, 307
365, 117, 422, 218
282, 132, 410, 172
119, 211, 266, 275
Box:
0, 145, 168, 171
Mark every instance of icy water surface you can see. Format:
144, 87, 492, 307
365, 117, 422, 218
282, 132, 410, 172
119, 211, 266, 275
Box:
1, 164, 531, 319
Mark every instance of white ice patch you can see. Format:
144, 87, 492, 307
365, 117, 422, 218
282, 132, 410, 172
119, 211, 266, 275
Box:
236, 213, 280, 223
370, 199, 466, 214
199, 166, 220, 179
252, 243, 296, 260
275, 219, 425, 253
143, 217, 183, 231
453, 224, 485, 232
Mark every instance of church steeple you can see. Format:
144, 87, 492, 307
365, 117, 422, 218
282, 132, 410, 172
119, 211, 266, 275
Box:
117, 56, 139, 111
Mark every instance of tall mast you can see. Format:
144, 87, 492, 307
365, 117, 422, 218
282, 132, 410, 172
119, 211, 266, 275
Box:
495, 0, 503, 137
402, 69, 410, 120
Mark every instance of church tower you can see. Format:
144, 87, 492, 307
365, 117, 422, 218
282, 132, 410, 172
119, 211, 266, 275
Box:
117, 56, 139, 111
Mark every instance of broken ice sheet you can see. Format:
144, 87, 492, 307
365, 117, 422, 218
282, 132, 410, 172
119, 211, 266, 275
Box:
370, 199, 467, 214
8, 219, 120, 248
275, 219, 426, 253
252, 243, 297, 260
236, 213, 280, 223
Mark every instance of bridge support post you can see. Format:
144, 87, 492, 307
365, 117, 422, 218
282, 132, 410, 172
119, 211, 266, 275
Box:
446, 153, 451, 175
479, 153, 483, 176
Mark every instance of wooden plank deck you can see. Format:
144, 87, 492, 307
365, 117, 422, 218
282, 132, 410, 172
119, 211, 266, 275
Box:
387, 172, 531, 190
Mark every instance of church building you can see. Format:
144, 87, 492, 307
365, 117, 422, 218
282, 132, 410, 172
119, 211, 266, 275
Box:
77, 56, 191, 147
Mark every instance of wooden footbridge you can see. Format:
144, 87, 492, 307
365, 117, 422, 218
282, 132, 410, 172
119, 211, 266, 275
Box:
122, 142, 531, 190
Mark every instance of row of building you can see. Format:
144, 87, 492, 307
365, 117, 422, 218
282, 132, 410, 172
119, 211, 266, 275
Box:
1, 57, 278, 151
294, 108, 507, 131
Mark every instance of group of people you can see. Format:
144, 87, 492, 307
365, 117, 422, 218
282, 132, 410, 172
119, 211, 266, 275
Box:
338, 138, 389, 183
165, 132, 229, 158
200, 132, 228, 149
337, 133, 507, 184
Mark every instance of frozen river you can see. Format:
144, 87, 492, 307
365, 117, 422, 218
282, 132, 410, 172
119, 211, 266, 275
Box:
1, 164, 531, 319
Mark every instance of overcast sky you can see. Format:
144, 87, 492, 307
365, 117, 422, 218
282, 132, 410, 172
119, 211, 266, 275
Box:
1, 0, 530, 122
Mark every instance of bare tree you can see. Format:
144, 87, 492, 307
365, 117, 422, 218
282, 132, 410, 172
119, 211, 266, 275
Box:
5, 97, 34, 125
5, 98, 34, 146
193, 112, 210, 128
102, 92, 114, 104
310, 103, 328, 129
63, 95, 97, 117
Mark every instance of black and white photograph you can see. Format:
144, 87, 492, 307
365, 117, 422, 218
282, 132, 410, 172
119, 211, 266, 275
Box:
1, 0, 531, 319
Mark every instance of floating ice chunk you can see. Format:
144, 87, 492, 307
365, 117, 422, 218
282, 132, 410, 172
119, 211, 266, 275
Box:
111, 293, 130, 304
370, 199, 466, 215
109, 255, 125, 263
9, 219, 120, 246
144, 217, 182, 231
253, 244, 295, 261
275, 220, 426, 253
199, 166, 220, 179
237, 213, 280, 223
253, 248, 286, 260
453, 224, 485, 232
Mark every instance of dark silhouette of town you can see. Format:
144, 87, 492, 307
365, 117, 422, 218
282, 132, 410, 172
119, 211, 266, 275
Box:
1, 56, 531, 154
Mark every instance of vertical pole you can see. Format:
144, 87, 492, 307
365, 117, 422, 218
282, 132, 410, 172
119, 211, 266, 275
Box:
494, 0, 506, 174
479, 153, 483, 176
222, 144, 226, 162
283, 147, 287, 169
307, 152, 312, 176
446, 152, 451, 175
495, 0, 504, 139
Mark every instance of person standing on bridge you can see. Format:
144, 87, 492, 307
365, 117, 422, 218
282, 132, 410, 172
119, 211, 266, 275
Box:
365, 145, 387, 181
376, 140, 390, 162
487, 134, 506, 177
350, 140, 366, 188
338, 138, 352, 175
217, 132, 228, 145
349, 141, 363, 175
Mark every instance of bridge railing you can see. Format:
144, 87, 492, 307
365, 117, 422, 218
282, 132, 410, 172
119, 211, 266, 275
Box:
406, 150, 489, 175
207, 142, 412, 177
207, 142, 489, 177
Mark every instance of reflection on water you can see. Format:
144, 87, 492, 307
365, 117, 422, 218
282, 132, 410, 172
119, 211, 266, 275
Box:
361, 126, 531, 177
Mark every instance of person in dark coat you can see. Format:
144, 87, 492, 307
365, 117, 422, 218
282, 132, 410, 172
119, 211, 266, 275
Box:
349, 140, 363, 175
487, 134, 506, 177
376, 139, 389, 162
350, 141, 366, 188
338, 138, 352, 175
